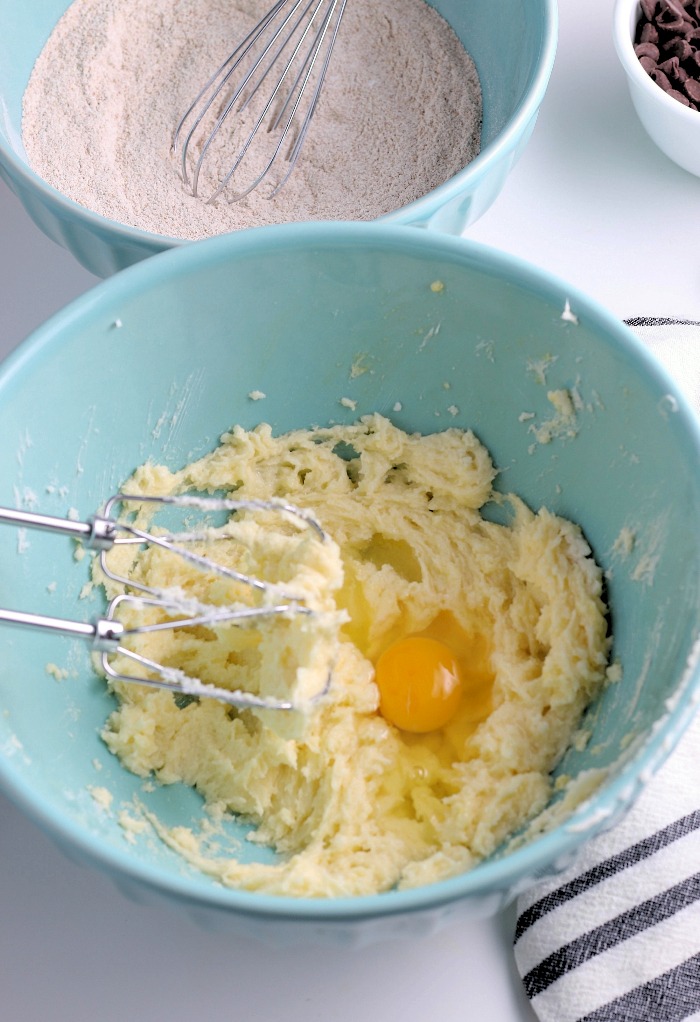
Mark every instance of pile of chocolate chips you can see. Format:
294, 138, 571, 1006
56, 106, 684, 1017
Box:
634, 0, 700, 109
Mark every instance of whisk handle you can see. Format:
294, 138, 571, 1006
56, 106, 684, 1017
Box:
0, 506, 115, 550
0, 608, 123, 652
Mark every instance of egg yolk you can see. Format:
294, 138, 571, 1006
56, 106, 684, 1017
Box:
375, 635, 463, 733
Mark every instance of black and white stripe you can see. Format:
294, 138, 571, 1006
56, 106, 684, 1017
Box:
514, 717, 700, 1021
624, 318, 700, 328
579, 955, 700, 1022
513, 320, 700, 1022
515, 810, 700, 943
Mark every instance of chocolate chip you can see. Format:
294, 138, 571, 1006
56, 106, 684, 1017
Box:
662, 37, 694, 59
685, 76, 700, 98
635, 40, 661, 59
659, 54, 689, 80
657, 0, 693, 30
650, 67, 674, 89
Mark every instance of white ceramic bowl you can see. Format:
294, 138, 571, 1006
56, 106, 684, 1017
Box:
613, 0, 700, 176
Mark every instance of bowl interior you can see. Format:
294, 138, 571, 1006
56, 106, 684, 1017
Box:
1, 223, 698, 913
0, 0, 552, 201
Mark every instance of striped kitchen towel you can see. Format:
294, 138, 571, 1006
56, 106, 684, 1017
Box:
513, 319, 700, 1022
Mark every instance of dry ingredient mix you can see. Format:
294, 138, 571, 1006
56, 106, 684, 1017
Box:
98, 414, 611, 897
22, 0, 482, 239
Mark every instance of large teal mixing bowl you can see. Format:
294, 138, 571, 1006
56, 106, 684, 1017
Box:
0, 222, 698, 945
0, 0, 557, 277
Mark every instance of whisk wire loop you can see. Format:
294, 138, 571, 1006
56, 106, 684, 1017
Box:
182, 0, 298, 197
173, 0, 347, 203
205, 0, 324, 202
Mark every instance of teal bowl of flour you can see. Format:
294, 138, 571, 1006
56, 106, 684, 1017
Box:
0, 0, 557, 277
0, 222, 698, 945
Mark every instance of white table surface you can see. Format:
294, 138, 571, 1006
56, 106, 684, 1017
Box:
1, 2, 698, 1020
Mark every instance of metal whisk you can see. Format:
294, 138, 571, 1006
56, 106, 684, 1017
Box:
0, 494, 333, 711
173, 0, 348, 203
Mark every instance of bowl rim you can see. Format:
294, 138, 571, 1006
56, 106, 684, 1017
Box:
612, 0, 700, 122
0, 0, 558, 245
0, 220, 699, 923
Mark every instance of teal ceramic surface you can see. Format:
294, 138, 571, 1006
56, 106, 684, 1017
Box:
0, 0, 557, 277
0, 223, 698, 945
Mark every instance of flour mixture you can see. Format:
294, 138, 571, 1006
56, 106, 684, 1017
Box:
22, 0, 482, 238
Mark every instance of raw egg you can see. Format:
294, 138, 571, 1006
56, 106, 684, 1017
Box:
375, 613, 494, 734
375, 635, 463, 733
